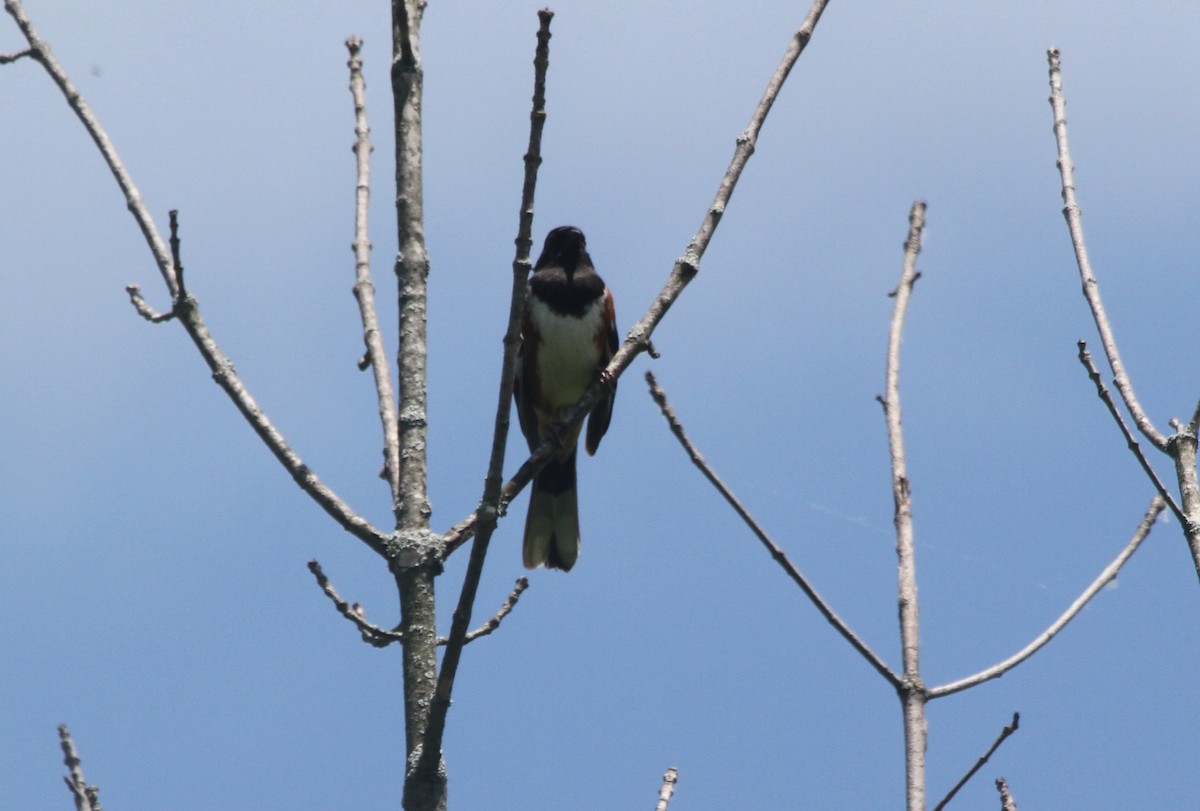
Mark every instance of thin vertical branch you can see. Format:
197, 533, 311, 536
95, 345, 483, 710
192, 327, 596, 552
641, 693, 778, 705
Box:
59, 725, 102, 811
880, 201, 927, 811
996, 778, 1018, 811
391, 0, 432, 530
1046, 48, 1167, 451
346, 37, 403, 513
389, 3, 442, 811
416, 10, 555, 795
1167, 429, 1200, 582
654, 767, 679, 811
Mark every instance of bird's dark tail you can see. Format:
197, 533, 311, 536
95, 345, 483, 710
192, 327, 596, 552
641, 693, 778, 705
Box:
523, 451, 580, 571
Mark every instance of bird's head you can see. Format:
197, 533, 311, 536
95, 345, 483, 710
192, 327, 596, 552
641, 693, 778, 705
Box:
537, 225, 587, 276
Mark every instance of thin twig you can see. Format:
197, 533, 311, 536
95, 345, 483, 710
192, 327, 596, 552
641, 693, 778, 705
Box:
346, 36, 403, 514
1077, 342, 1185, 523
420, 9, 555, 792
930, 495, 1165, 698
1050, 50, 1200, 584
1047, 48, 1166, 450
0, 46, 33, 63
59, 725, 102, 811
4, 0, 177, 297
1186, 399, 1200, 437
931, 713, 1020, 811
654, 767, 679, 811
437, 577, 530, 645
647, 371, 901, 687
308, 559, 404, 647
168, 209, 187, 296
996, 777, 1018, 811
881, 201, 928, 811
124, 284, 175, 323
442, 0, 835, 555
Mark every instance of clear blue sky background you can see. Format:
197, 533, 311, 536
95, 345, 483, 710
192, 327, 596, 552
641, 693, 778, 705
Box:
3, 1, 1199, 808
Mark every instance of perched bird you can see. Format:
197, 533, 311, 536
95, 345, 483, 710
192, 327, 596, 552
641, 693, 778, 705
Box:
515, 226, 618, 571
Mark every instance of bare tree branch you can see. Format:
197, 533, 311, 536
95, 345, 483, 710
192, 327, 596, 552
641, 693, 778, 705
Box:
308, 559, 405, 647
1185, 399, 1200, 436
441, 0, 835, 555
654, 767, 679, 811
1166, 430, 1200, 583
1046, 48, 1166, 450
4, 0, 177, 298
310, 561, 527, 649
418, 10, 555, 797
1077, 342, 1185, 522
438, 577, 530, 646
59, 725, 102, 811
880, 201, 928, 811
164, 214, 394, 556
346, 36, 403, 513
931, 713, 1019, 811
646, 371, 901, 687
390, 0, 432, 532
125, 283, 176, 323
1049, 48, 1200, 583
996, 777, 1018, 811
929, 495, 1165, 698
0, 45, 33, 63
386, 3, 444, 809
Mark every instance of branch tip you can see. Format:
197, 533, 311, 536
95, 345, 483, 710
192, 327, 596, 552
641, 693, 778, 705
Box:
932, 712, 1020, 811
654, 766, 679, 811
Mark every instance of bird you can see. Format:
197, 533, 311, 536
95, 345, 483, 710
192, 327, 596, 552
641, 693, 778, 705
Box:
514, 225, 618, 571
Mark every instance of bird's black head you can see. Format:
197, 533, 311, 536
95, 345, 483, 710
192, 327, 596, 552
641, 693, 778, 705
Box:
535, 225, 588, 274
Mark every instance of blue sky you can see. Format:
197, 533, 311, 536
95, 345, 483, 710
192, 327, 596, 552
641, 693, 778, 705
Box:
3, 1, 1199, 808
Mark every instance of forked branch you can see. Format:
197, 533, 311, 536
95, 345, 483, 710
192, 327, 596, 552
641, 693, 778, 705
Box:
1049, 48, 1200, 582
1047, 47, 1166, 451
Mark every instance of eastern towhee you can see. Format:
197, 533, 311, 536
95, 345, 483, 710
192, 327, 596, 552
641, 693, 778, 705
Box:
515, 226, 618, 571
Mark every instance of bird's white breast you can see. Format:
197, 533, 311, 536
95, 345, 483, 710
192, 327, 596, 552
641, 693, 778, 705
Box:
529, 294, 605, 414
